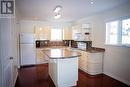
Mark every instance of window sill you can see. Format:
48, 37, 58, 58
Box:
105, 44, 130, 48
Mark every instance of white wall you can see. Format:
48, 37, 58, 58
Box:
74, 2, 130, 86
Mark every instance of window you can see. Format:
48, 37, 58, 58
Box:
106, 17, 130, 46
106, 21, 118, 44
122, 19, 130, 44
51, 28, 62, 40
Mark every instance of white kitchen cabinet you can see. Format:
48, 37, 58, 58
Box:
72, 24, 82, 33
78, 50, 88, 72
72, 24, 92, 41
49, 58, 78, 87
78, 50, 104, 75
63, 26, 72, 40
35, 26, 51, 40
72, 24, 82, 40
87, 52, 104, 75
36, 48, 49, 64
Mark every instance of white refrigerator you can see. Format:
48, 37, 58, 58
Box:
20, 33, 36, 66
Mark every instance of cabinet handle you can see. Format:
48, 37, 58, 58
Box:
10, 57, 13, 60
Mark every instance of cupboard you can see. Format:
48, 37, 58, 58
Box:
78, 50, 104, 75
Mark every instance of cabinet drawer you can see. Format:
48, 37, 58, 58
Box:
88, 53, 103, 63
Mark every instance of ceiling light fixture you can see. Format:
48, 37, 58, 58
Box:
90, 0, 94, 5
53, 5, 62, 19
53, 5, 62, 13
54, 13, 61, 19
39, 27, 42, 31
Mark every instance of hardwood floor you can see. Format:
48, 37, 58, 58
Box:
15, 64, 129, 87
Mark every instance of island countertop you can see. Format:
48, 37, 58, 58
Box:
43, 48, 81, 59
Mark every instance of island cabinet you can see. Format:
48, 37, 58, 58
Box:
43, 48, 81, 87
78, 50, 104, 75
49, 58, 78, 87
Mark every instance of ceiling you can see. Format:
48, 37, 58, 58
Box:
16, 0, 130, 22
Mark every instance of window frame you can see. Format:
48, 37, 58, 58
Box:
51, 28, 63, 41
105, 16, 130, 47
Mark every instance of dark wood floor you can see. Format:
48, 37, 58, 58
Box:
15, 64, 129, 87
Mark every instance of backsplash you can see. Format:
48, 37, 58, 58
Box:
35, 40, 92, 50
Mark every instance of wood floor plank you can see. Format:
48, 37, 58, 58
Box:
15, 64, 129, 87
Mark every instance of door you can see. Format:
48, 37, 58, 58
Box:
0, 18, 14, 87
11, 19, 19, 86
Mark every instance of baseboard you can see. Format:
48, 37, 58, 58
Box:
20, 63, 48, 68
13, 71, 18, 87
103, 71, 130, 86
18, 65, 20, 69
20, 64, 35, 68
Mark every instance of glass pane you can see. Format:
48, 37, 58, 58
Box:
51, 29, 62, 40
122, 19, 130, 44
106, 21, 118, 44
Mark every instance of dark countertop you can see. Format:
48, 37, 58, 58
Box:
39, 46, 105, 54
69, 47, 105, 53
86, 47, 105, 53
42, 48, 81, 59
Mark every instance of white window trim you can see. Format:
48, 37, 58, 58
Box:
105, 16, 130, 47
51, 28, 63, 41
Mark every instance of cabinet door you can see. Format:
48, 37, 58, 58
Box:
81, 51, 88, 71
78, 50, 82, 69
87, 52, 103, 75
88, 53, 103, 63
36, 48, 49, 64
72, 25, 82, 39
78, 50, 88, 72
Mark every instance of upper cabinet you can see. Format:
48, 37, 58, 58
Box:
63, 26, 72, 40
72, 23, 92, 41
35, 26, 51, 40
81, 23, 91, 33
19, 21, 51, 40
19, 20, 73, 40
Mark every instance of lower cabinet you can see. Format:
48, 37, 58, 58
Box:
78, 50, 104, 75
49, 58, 78, 87
36, 48, 49, 64
87, 52, 104, 75
78, 50, 88, 72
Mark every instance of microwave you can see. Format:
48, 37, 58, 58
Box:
77, 42, 86, 50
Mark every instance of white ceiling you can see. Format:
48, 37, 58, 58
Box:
16, 0, 130, 22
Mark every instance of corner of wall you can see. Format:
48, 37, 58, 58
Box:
103, 71, 130, 86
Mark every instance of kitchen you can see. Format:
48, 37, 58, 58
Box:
0, 0, 130, 87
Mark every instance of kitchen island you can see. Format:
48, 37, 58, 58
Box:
43, 48, 81, 87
